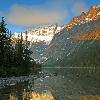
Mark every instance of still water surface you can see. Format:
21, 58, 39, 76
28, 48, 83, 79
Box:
0, 67, 100, 100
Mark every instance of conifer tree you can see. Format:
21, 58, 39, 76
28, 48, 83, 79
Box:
0, 17, 14, 76
15, 33, 24, 66
0, 17, 7, 67
0, 17, 41, 77
0, 17, 12, 67
23, 31, 32, 74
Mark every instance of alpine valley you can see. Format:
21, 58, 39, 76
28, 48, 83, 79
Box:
12, 5, 100, 66
11, 24, 63, 62
0, 3, 100, 100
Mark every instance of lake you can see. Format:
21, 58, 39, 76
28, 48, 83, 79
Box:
0, 67, 100, 100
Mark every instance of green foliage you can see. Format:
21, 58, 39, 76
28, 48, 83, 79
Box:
0, 17, 41, 77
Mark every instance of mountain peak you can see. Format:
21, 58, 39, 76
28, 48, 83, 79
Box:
12, 24, 63, 45
91, 5, 100, 9
65, 5, 100, 29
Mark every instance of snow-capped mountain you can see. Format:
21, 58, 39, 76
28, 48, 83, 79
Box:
12, 24, 63, 45
11, 24, 63, 63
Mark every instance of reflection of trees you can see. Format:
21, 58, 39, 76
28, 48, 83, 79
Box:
10, 90, 55, 100
0, 81, 30, 100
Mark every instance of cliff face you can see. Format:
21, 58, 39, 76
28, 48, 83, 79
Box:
72, 26, 100, 40
43, 5, 100, 66
65, 5, 100, 29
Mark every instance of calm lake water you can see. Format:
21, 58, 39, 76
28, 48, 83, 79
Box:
0, 67, 100, 100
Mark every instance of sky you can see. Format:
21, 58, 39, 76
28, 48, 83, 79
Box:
0, 0, 99, 32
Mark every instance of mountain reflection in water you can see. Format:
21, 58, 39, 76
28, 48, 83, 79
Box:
0, 68, 100, 100
0, 80, 55, 100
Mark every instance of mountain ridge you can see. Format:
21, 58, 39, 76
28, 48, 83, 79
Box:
11, 24, 63, 45
65, 5, 100, 29
43, 5, 100, 66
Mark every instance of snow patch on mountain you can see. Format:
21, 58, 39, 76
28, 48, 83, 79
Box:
12, 24, 63, 45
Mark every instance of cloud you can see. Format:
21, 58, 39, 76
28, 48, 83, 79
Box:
6, 4, 67, 26
72, 1, 88, 15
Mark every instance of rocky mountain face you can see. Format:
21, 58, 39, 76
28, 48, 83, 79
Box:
43, 5, 100, 66
12, 24, 63, 45
65, 5, 100, 29
11, 24, 63, 62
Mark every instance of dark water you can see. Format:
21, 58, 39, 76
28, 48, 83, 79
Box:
0, 67, 100, 100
